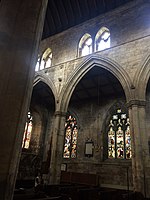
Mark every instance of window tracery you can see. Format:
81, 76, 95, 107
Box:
108, 108, 132, 159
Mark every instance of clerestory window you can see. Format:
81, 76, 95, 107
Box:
78, 33, 93, 57
35, 48, 52, 71
95, 27, 110, 52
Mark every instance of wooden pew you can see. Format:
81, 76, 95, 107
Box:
60, 171, 98, 187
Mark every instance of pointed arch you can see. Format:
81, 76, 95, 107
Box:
34, 73, 58, 105
59, 56, 133, 112
133, 54, 150, 100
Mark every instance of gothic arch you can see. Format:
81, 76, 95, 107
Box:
59, 56, 133, 112
133, 54, 150, 100
34, 72, 58, 105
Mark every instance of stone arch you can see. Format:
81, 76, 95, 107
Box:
59, 56, 133, 112
34, 72, 58, 105
133, 54, 150, 100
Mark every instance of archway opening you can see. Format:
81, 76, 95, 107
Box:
62, 66, 132, 189
16, 81, 55, 188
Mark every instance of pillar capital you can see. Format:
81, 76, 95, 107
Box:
126, 99, 146, 108
54, 111, 67, 117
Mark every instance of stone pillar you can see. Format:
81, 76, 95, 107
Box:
0, 1, 47, 199
127, 100, 149, 197
49, 111, 66, 184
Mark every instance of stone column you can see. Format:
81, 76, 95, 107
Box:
127, 100, 149, 197
49, 111, 66, 184
0, 1, 47, 199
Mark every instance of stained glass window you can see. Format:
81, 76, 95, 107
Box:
108, 108, 132, 159
22, 111, 33, 149
63, 114, 78, 158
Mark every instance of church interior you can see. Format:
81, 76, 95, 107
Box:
0, 0, 150, 200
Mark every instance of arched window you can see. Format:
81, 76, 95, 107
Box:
40, 48, 52, 70
22, 111, 33, 149
45, 52, 52, 68
78, 33, 93, 57
95, 27, 110, 52
63, 114, 78, 158
107, 108, 132, 159
35, 48, 52, 71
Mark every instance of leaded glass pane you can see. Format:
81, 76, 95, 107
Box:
117, 109, 121, 113
22, 111, 33, 149
107, 107, 132, 159
35, 58, 40, 71
125, 126, 132, 159
63, 127, 71, 158
121, 114, 126, 119
71, 127, 78, 158
63, 114, 78, 159
40, 60, 45, 70
45, 53, 52, 68
81, 37, 92, 56
108, 127, 115, 158
116, 126, 124, 158
113, 115, 118, 120
97, 31, 110, 51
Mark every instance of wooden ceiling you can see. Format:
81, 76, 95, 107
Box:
42, 0, 133, 39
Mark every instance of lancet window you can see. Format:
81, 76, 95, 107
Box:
63, 114, 78, 158
95, 27, 110, 51
78, 33, 93, 57
22, 111, 33, 149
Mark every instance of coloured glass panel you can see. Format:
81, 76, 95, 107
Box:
116, 126, 124, 158
125, 125, 132, 159
107, 108, 132, 159
108, 126, 115, 158
22, 111, 33, 149
63, 114, 78, 158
